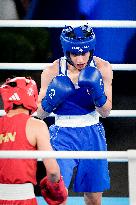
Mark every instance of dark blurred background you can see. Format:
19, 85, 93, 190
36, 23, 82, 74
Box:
0, 0, 136, 198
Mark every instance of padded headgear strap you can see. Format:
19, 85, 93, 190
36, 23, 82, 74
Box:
0, 77, 38, 114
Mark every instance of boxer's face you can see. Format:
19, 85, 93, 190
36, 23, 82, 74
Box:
70, 51, 90, 71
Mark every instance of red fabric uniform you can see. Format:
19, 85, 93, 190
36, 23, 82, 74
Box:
0, 113, 38, 205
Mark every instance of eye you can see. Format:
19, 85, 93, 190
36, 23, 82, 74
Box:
71, 53, 77, 57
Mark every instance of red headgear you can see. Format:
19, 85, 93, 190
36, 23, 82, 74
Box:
0, 77, 38, 114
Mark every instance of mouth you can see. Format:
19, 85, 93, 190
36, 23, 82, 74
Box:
76, 64, 85, 70
77, 63, 85, 68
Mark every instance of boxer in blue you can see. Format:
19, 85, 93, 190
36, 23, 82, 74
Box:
37, 25, 113, 205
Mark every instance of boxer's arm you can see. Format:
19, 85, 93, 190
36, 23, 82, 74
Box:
78, 61, 112, 118
28, 118, 68, 204
92, 56, 112, 117
27, 118, 60, 180
96, 61, 113, 118
27, 118, 68, 204
37, 63, 58, 119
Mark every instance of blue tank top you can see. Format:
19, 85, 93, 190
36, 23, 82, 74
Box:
53, 57, 95, 115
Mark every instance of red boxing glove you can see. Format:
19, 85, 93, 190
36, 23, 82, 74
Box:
40, 176, 68, 205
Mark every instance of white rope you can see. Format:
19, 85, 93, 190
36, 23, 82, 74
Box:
109, 110, 136, 117
0, 150, 135, 163
0, 63, 136, 71
0, 63, 51, 70
0, 20, 136, 28
0, 110, 136, 117
0, 63, 49, 70
0, 150, 130, 161
112, 64, 136, 71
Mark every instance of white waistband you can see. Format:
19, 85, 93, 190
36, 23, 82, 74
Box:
0, 183, 35, 200
55, 112, 99, 127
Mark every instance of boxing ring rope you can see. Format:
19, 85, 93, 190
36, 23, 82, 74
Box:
0, 20, 136, 28
0, 110, 136, 117
0, 150, 129, 160
0, 149, 136, 204
0, 63, 136, 71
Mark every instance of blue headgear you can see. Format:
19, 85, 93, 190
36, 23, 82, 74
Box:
60, 25, 96, 65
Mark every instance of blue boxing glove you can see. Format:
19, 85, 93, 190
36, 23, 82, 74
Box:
78, 66, 107, 107
42, 75, 75, 113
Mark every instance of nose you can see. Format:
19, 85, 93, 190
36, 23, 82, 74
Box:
76, 55, 84, 63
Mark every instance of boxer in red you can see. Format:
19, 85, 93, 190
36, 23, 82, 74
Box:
0, 77, 67, 205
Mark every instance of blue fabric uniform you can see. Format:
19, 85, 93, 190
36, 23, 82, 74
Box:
49, 57, 110, 192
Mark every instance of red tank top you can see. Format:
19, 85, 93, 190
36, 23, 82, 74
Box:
0, 113, 37, 184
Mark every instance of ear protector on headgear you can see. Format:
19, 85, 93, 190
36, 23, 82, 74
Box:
0, 77, 38, 114
60, 25, 96, 65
